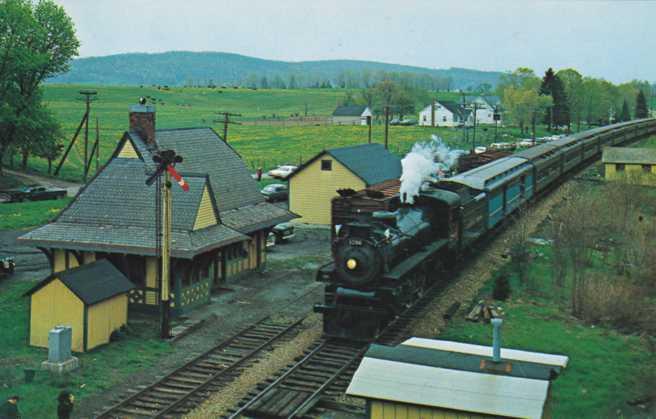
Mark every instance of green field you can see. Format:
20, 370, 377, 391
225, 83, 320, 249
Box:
28, 85, 540, 181
0, 198, 72, 230
0, 279, 172, 419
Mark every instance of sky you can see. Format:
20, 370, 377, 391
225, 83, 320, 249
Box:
54, 0, 655, 83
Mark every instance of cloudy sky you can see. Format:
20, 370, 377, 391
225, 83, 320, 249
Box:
55, 0, 654, 83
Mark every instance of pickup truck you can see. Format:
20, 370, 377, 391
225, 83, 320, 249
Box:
0, 186, 67, 203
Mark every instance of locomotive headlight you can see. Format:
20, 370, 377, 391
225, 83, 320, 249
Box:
346, 258, 358, 270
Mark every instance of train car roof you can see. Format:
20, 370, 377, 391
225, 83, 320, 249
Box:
441, 156, 529, 191
513, 143, 560, 160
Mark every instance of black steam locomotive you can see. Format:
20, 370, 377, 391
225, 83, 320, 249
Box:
315, 118, 656, 341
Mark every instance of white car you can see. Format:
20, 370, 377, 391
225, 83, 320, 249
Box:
268, 165, 298, 179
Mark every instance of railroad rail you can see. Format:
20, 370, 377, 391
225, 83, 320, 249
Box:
226, 277, 451, 418
95, 317, 304, 419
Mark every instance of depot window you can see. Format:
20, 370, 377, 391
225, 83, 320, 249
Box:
642, 164, 651, 173
616, 163, 625, 172
321, 160, 332, 171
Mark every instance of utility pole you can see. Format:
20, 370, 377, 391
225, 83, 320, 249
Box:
214, 111, 242, 143
431, 99, 436, 127
471, 102, 479, 153
384, 105, 390, 150
55, 90, 97, 179
367, 116, 372, 144
95, 118, 100, 173
461, 93, 467, 147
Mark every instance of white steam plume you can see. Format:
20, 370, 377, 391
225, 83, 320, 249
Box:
399, 135, 464, 204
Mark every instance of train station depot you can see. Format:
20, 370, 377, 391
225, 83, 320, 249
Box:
347, 337, 569, 419
19, 103, 294, 317
25, 260, 134, 352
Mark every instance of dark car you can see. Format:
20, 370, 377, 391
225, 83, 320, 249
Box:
266, 223, 295, 246
1, 186, 67, 203
260, 183, 288, 202
0, 256, 15, 278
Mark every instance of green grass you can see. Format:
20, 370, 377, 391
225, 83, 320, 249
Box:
0, 279, 172, 418
0, 198, 72, 230
439, 247, 656, 418
23, 84, 551, 180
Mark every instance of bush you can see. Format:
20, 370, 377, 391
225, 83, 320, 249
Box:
579, 274, 655, 333
493, 274, 511, 301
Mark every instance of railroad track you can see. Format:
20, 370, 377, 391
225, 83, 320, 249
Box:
226, 277, 451, 419
95, 317, 304, 419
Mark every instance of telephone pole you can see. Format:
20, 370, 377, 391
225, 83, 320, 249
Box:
367, 116, 372, 144
384, 105, 390, 150
214, 111, 242, 143
55, 90, 97, 179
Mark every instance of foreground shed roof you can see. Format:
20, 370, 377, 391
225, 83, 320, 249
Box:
602, 147, 656, 165
347, 357, 549, 419
25, 260, 134, 305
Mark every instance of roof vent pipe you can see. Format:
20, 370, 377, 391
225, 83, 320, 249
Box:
491, 317, 502, 362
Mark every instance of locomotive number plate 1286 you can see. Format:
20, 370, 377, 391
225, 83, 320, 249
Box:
349, 239, 363, 246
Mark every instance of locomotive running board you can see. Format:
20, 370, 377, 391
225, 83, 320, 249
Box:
383, 239, 449, 281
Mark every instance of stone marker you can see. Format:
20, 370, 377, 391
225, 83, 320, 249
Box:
41, 326, 79, 374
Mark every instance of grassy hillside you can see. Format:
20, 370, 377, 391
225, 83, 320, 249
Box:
34, 85, 510, 180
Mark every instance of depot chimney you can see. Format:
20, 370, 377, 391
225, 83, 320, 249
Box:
129, 101, 156, 145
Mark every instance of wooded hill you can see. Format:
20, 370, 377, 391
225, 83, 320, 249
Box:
47, 51, 502, 90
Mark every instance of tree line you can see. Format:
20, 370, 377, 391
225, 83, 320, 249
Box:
0, 0, 79, 175
499, 67, 653, 136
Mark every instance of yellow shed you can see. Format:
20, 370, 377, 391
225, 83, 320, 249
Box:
288, 143, 401, 224
25, 259, 134, 352
602, 146, 656, 186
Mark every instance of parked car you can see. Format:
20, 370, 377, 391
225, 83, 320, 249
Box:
260, 183, 288, 202
0, 256, 15, 278
266, 223, 295, 246
268, 165, 298, 179
1, 185, 67, 203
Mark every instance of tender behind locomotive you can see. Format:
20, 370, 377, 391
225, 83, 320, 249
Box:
316, 119, 656, 342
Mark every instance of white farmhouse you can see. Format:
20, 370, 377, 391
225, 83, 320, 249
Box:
331, 105, 373, 126
418, 101, 471, 127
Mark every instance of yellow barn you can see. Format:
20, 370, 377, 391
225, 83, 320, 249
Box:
25, 260, 134, 352
289, 143, 401, 225
602, 146, 656, 186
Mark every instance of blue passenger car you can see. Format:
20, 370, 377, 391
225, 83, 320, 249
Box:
441, 157, 532, 230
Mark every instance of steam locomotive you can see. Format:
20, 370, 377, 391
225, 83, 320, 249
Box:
315, 118, 656, 341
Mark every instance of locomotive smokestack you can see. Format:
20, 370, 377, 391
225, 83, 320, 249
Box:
399, 136, 464, 204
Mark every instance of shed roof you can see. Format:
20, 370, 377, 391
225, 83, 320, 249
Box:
290, 143, 401, 186
438, 101, 468, 119
25, 260, 134, 305
332, 105, 368, 117
347, 357, 549, 419
602, 147, 656, 164
402, 338, 569, 368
